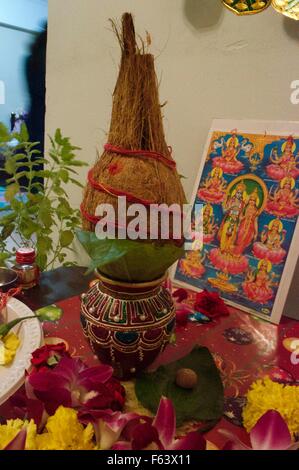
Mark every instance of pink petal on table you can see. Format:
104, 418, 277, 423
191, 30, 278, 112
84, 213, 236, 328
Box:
4, 428, 27, 450
153, 397, 176, 448
79, 364, 113, 387
112, 441, 133, 450
250, 410, 292, 450
131, 422, 162, 450
28, 370, 69, 391
173, 288, 188, 303
218, 429, 250, 450
171, 432, 206, 451
79, 409, 139, 449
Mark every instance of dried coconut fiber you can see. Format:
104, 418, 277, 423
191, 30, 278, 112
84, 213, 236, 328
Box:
79, 13, 186, 282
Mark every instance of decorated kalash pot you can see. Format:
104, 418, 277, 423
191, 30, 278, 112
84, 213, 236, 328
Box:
78, 13, 186, 379
80, 273, 175, 379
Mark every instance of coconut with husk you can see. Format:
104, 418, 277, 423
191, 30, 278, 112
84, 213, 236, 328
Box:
78, 13, 186, 282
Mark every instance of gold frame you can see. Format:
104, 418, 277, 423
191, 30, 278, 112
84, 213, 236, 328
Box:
222, 0, 271, 15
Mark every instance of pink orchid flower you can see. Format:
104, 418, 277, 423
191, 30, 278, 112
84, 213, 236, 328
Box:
79, 409, 140, 450
26, 357, 113, 415
113, 396, 206, 450
221, 410, 299, 450
4, 429, 27, 450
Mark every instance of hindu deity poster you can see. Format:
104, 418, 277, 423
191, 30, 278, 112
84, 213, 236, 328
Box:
173, 120, 299, 324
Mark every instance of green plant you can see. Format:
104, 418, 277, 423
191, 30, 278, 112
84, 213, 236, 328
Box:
0, 123, 87, 270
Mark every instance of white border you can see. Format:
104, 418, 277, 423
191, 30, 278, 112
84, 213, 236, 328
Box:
172, 119, 299, 324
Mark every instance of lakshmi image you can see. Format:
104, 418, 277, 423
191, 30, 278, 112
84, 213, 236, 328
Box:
210, 175, 267, 275
266, 136, 299, 181
197, 167, 227, 204
212, 132, 244, 174
203, 204, 218, 244
234, 188, 261, 256
242, 259, 276, 305
179, 251, 206, 279
253, 218, 287, 264
266, 177, 299, 218
210, 180, 248, 274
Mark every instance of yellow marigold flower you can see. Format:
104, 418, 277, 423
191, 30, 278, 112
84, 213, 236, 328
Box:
0, 332, 20, 365
36, 406, 95, 450
243, 377, 299, 438
0, 419, 37, 450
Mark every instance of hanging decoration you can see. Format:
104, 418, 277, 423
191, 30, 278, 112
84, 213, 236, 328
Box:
272, 0, 299, 19
222, 0, 271, 15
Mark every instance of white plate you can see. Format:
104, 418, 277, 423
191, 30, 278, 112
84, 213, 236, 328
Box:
0, 298, 42, 406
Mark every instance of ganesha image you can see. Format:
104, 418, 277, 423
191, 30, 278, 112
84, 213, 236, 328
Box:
266, 136, 299, 181
266, 177, 299, 218
253, 218, 286, 264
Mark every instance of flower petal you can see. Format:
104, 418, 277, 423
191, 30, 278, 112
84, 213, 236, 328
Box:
218, 429, 250, 450
79, 409, 139, 449
250, 410, 292, 450
4, 428, 27, 450
79, 364, 113, 388
131, 422, 162, 450
112, 441, 133, 450
171, 432, 206, 451
152, 397, 176, 447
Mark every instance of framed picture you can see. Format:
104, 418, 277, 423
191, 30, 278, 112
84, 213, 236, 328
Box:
172, 119, 299, 324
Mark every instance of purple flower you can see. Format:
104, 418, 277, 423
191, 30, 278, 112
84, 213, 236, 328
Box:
113, 397, 206, 451
221, 410, 299, 450
26, 357, 113, 415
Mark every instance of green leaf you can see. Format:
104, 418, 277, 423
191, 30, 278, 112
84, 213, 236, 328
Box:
0, 224, 15, 241
54, 128, 63, 145
5, 183, 19, 202
135, 347, 224, 427
4, 159, 16, 175
0, 316, 37, 339
0, 123, 10, 142
60, 230, 74, 247
19, 123, 29, 142
58, 169, 69, 183
37, 235, 53, 253
35, 305, 63, 322
76, 230, 184, 282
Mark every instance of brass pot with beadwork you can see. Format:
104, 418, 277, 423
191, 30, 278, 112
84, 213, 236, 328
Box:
80, 272, 175, 379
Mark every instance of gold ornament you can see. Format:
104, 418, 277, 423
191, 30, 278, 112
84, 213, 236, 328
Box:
272, 0, 299, 20
222, 0, 271, 15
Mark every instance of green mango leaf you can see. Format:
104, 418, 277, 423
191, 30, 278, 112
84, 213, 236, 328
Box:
135, 347, 224, 427
76, 230, 184, 282
35, 305, 63, 322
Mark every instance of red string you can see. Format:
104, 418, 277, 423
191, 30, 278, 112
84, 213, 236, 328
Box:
80, 204, 184, 245
0, 287, 22, 311
104, 143, 176, 169
88, 170, 154, 206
